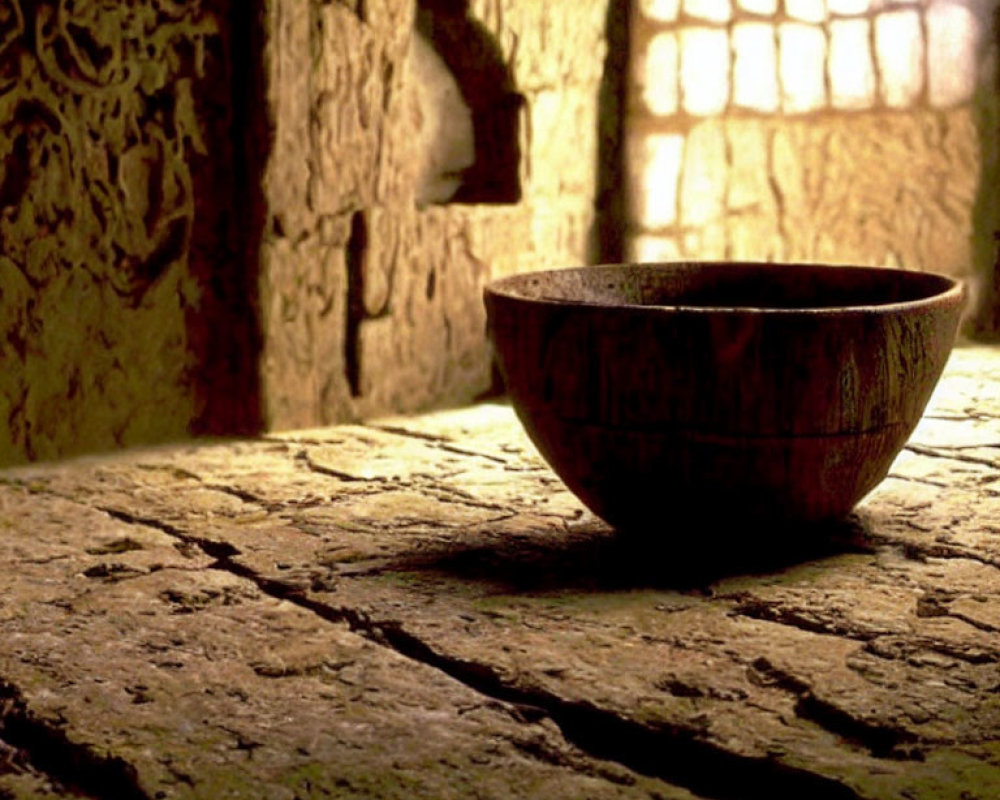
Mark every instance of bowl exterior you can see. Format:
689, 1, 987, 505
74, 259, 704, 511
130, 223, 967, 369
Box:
485, 266, 964, 527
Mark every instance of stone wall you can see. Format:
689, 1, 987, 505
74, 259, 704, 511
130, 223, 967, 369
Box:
259, 0, 622, 430
2, 0, 995, 465
0, 0, 259, 466
0, 0, 622, 463
626, 0, 1000, 330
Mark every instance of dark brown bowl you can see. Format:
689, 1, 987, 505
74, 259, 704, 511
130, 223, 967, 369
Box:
484, 262, 965, 529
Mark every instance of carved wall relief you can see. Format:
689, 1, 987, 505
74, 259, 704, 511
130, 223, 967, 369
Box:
0, 0, 257, 464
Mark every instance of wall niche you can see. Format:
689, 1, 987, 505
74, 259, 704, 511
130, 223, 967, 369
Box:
412, 0, 523, 205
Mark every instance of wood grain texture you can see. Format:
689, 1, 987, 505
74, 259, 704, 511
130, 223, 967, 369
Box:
486, 263, 965, 525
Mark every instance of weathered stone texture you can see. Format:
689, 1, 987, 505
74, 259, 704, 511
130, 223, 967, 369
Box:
628, 0, 1000, 333
0, 0, 620, 464
764, 111, 979, 271
679, 121, 727, 226
0, 492, 685, 799
0, 1, 247, 466
0, 346, 997, 797
627, 109, 981, 276
260, 0, 613, 431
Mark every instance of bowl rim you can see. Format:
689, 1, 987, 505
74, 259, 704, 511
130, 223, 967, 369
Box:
484, 261, 966, 316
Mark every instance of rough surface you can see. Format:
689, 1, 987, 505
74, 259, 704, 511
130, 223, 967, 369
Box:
0, 345, 998, 798
0, 0, 626, 465
627, 0, 1000, 333
0, 0, 259, 466
628, 108, 986, 282
259, 0, 622, 430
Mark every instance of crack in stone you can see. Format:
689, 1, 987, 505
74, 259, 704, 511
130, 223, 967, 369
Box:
732, 593, 1000, 668
370, 423, 527, 467
923, 410, 1000, 422
96, 506, 239, 561
369, 424, 452, 443
8, 484, 945, 798
0, 679, 150, 800
291, 446, 530, 522
437, 443, 512, 465
260, 434, 349, 447
885, 473, 948, 488
295, 448, 389, 483
200, 482, 341, 517
200, 483, 274, 510
746, 658, 922, 760
914, 593, 1000, 634
869, 534, 1000, 571
904, 444, 1000, 469
505, 729, 641, 788
418, 485, 515, 516
864, 635, 999, 666
125, 533, 864, 800
80, 561, 156, 583
914, 442, 1000, 451
11, 486, 966, 798
731, 597, 884, 643
0, 734, 33, 780
78, 509, 867, 800
947, 611, 1000, 634
346, 618, 866, 800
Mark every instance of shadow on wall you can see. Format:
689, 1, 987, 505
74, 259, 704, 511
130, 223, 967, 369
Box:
188, 0, 265, 437
591, 0, 632, 265
413, 0, 523, 206
970, 2, 1000, 339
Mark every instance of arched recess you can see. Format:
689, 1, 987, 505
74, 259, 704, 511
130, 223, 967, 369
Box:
412, 0, 523, 205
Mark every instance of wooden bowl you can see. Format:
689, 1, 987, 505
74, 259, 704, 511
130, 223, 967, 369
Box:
484, 262, 965, 528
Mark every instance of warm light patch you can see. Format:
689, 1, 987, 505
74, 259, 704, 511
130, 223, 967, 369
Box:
732, 23, 779, 113
679, 28, 730, 116
828, 19, 876, 110
626, 0, 994, 276
779, 23, 827, 113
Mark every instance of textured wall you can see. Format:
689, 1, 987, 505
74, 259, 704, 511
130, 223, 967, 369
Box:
0, 0, 258, 465
0, 0, 621, 463
259, 0, 620, 429
15, 0, 992, 465
627, 0, 1000, 331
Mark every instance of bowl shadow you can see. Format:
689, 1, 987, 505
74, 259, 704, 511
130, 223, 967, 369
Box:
377, 513, 877, 595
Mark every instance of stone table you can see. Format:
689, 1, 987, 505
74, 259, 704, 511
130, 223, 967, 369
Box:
0, 346, 998, 800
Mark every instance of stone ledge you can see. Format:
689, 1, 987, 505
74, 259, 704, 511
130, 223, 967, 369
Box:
0, 345, 997, 798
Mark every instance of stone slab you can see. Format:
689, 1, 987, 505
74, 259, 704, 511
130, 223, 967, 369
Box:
1, 345, 998, 798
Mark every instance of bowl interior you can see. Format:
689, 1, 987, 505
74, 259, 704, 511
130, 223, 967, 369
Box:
492, 262, 960, 311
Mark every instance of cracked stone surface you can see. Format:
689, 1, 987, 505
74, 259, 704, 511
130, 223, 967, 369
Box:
0, 345, 998, 799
